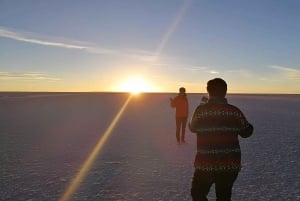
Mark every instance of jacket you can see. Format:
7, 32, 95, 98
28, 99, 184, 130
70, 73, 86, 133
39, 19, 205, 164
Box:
171, 94, 189, 117
189, 98, 253, 172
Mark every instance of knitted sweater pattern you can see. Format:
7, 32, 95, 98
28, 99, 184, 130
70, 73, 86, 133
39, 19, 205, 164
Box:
189, 98, 253, 172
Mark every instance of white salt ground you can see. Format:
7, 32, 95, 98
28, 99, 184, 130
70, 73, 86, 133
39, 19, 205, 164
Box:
0, 93, 299, 201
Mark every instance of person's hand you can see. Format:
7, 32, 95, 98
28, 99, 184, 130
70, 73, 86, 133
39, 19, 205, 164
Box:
201, 96, 208, 103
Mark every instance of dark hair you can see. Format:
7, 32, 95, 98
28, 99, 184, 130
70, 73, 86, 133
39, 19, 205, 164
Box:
179, 87, 186, 93
207, 78, 227, 97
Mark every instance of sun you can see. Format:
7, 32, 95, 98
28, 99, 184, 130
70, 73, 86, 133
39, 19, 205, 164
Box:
118, 77, 155, 94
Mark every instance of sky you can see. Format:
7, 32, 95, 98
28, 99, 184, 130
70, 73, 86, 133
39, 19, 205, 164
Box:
0, 0, 299, 94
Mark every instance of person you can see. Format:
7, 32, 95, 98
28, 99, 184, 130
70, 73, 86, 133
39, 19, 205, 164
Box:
189, 78, 253, 201
200, 96, 208, 105
170, 87, 189, 144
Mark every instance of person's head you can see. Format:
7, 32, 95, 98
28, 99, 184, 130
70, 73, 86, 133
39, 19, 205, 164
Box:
179, 87, 186, 94
207, 78, 227, 98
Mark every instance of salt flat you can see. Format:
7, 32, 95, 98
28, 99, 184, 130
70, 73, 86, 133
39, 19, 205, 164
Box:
0, 93, 299, 201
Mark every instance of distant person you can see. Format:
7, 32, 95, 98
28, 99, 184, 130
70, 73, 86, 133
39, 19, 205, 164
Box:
189, 78, 253, 201
200, 96, 208, 105
170, 87, 189, 144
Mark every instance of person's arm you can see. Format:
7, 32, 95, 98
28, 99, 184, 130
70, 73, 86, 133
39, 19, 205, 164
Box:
239, 122, 253, 138
238, 111, 254, 138
170, 96, 177, 108
189, 107, 200, 133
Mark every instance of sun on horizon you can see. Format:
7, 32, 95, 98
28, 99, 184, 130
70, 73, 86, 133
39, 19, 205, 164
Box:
117, 76, 157, 94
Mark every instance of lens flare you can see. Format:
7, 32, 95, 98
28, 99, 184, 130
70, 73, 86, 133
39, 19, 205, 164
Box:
59, 95, 133, 201
155, 0, 191, 58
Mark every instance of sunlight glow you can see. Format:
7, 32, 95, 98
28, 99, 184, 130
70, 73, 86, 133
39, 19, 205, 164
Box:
118, 77, 155, 94
59, 95, 133, 201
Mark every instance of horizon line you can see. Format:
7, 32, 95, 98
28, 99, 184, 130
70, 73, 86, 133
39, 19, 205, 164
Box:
0, 91, 299, 95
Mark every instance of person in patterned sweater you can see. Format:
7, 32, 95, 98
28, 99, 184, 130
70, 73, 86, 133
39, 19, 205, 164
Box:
189, 78, 253, 201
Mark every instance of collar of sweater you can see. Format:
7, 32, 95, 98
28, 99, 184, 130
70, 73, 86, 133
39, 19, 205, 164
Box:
208, 97, 227, 104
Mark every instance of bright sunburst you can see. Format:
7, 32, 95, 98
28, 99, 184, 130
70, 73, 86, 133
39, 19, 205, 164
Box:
119, 77, 154, 94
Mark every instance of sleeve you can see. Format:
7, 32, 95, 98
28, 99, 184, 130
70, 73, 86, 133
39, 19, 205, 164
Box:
170, 96, 178, 108
238, 111, 254, 138
189, 106, 200, 133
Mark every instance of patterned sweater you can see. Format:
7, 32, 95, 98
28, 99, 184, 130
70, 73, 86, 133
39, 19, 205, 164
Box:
189, 98, 253, 172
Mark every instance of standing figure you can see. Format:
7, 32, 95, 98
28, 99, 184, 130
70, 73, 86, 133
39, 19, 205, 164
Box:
170, 87, 189, 144
189, 78, 253, 201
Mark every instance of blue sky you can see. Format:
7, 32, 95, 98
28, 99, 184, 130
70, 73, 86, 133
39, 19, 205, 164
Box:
0, 0, 299, 93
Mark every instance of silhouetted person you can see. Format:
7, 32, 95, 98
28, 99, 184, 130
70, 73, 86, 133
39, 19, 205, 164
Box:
170, 87, 189, 144
189, 78, 253, 201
